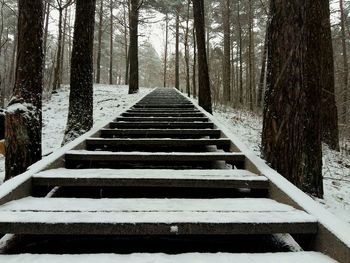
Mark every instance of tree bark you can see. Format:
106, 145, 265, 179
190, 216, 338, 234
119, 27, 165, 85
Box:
340, 0, 348, 124
184, 0, 191, 97
222, 0, 230, 103
321, 0, 339, 151
109, 0, 114, 85
192, 27, 197, 99
5, 0, 43, 180
63, 0, 96, 144
175, 6, 180, 90
262, 0, 323, 198
123, 0, 129, 85
257, 24, 268, 110
52, 7, 64, 92
163, 12, 168, 88
96, 0, 104, 84
193, 0, 212, 114
128, 0, 139, 94
237, 2, 243, 105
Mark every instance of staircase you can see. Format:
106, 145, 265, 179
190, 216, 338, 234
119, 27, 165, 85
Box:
0, 88, 348, 262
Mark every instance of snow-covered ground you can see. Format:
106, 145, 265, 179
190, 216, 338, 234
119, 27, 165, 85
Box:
0, 85, 349, 224
0, 85, 152, 183
214, 107, 350, 223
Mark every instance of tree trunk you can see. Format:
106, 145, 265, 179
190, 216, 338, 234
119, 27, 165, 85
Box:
5, 0, 43, 180
63, 0, 96, 144
128, 0, 139, 94
222, 0, 230, 103
257, 24, 268, 110
109, 0, 114, 85
123, 0, 129, 85
237, 2, 243, 105
96, 0, 104, 84
52, 8, 64, 92
192, 27, 197, 99
184, 0, 191, 97
193, 0, 212, 114
321, 0, 339, 151
43, 1, 50, 59
262, 0, 323, 198
60, 7, 68, 84
175, 6, 180, 90
340, 0, 348, 124
163, 12, 168, 88
248, 0, 255, 111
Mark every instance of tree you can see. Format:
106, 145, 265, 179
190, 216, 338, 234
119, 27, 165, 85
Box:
222, 0, 230, 103
63, 0, 96, 144
175, 4, 180, 90
339, 0, 348, 124
51, 0, 75, 93
262, 0, 324, 198
193, 0, 212, 114
321, 0, 339, 151
128, 0, 140, 94
96, 0, 104, 84
5, 0, 43, 180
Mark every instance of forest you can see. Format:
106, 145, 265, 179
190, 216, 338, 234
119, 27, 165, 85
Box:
0, 0, 349, 217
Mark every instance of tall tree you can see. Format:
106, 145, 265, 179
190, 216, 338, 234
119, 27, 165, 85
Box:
128, 0, 140, 94
193, 0, 212, 114
96, 0, 104, 84
5, 0, 43, 180
163, 11, 169, 88
222, 0, 230, 103
109, 0, 113, 85
63, 0, 96, 144
321, 0, 339, 151
175, 5, 180, 90
52, 0, 74, 93
340, 0, 348, 124
262, 0, 324, 197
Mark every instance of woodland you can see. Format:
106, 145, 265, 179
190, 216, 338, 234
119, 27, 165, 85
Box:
0, 0, 349, 200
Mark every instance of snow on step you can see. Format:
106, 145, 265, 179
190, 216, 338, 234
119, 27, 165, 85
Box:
65, 151, 245, 161
0, 252, 338, 263
32, 168, 268, 189
115, 117, 209, 122
99, 129, 222, 138
0, 197, 317, 235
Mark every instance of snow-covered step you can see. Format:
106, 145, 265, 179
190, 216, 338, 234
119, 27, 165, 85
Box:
128, 108, 200, 113
134, 104, 194, 108
32, 168, 268, 189
85, 138, 231, 151
65, 151, 246, 169
0, 197, 317, 235
122, 112, 205, 117
100, 129, 221, 138
0, 252, 337, 263
109, 121, 214, 129
115, 117, 209, 122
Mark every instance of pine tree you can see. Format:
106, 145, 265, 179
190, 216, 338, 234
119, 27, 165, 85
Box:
63, 0, 96, 144
262, 0, 324, 197
128, 0, 140, 94
193, 0, 212, 114
5, 0, 43, 180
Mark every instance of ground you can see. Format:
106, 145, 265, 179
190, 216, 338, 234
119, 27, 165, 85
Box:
0, 85, 349, 224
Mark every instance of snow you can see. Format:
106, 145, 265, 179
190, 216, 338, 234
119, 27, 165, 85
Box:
33, 168, 267, 181
0, 252, 338, 263
0, 85, 152, 183
0, 197, 316, 224
190, 100, 350, 248
1, 197, 301, 213
212, 107, 350, 224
